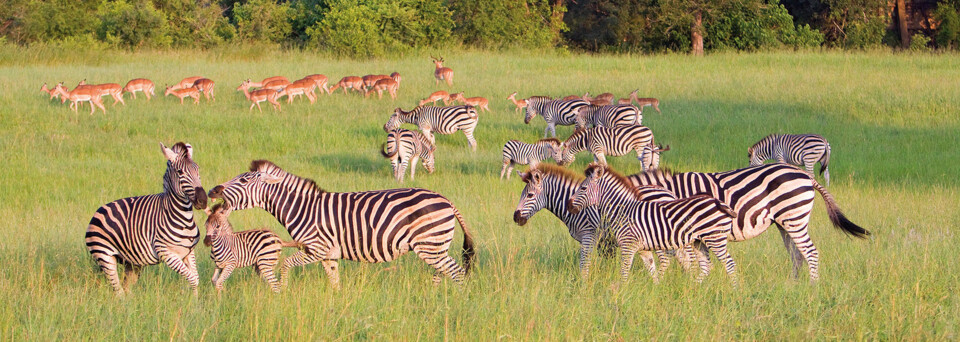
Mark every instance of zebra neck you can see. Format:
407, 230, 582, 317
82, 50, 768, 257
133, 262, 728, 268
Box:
158, 192, 196, 228
542, 179, 578, 220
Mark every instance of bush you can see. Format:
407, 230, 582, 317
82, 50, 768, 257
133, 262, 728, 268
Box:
96, 0, 171, 49
450, 0, 565, 49
909, 33, 931, 51
22, 0, 98, 44
935, 4, 960, 49
306, 0, 453, 57
844, 16, 886, 49
234, 0, 293, 44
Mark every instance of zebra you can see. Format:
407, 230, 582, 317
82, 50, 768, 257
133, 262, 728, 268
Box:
748, 134, 832, 185
626, 163, 870, 281
512, 164, 680, 278
575, 104, 642, 130
639, 143, 670, 171
203, 203, 302, 293
567, 163, 739, 284
500, 138, 564, 179
559, 125, 655, 167
384, 105, 479, 151
380, 128, 436, 182
84, 142, 208, 295
524, 97, 589, 138
207, 160, 476, 288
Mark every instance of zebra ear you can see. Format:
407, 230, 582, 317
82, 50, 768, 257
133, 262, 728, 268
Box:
160, 142, 178, 162
203, 207, 212, 216
516, 170, 528, 181
185, 143, 194, 160
261, 173, 283, 184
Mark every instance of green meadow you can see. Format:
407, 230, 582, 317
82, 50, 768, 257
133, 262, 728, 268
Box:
0, 49, 958, 340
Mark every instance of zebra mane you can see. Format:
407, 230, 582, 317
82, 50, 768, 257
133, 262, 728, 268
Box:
249, 160, 326, 193
584, 163, 641, 198
630, 167, 679, 181
524, 163, 583, 183
537, 138, 561, 146
170, 142, 192, 159
564, 128, 589, 144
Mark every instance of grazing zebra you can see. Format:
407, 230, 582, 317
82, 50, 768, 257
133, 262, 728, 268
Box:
380, 128, 436, 182
207, 160, 476, 288
500, 138, 564, 179
749, 134, 832, 185
203, 203, 302, 293
640, 143, 670, 171
85, 142, 208, 295
524, 97, 589, 138
383, 105, 479, 151
568, 163, 739, 284
626, 163, 870, 281
575, 104, 642, 130
559, 125, 656, 167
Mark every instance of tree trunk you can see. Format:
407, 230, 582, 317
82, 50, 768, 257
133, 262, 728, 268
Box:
691, 10, 704, 56
896, 0, 909, 48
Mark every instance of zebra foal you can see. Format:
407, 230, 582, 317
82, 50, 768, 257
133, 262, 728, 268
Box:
500, 138, 563, 179
381, 128, 436, 182
524, 97, 588, 138
560, 125, 656, 167
384, 105, 479, 151
748, 133, 832, 185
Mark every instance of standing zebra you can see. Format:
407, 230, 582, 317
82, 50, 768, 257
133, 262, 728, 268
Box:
500, 138, 564, 179
207, 161, 476, 288
524, 97, 588, 138
204, 203, 302, 293
639, 143, 670, 171
575, 104, 642, 130
381, 128, 436, 182
568, 163, 738, 284
626, 163, 870, 281
85, 142, 208, 295
748, 134, 832, 185
559, 125, 656, 167
384, 105, 479, 151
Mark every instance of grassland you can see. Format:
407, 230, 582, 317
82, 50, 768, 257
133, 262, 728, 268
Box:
0, 49, 958, 340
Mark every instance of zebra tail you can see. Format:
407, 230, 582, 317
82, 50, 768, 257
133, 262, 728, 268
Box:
380, 143, 396, 158
811, 179, 870, 238
281, 240, 305, 249
452, 206, 476, 274
715, 199, 737, 218
820, 143, 831, 176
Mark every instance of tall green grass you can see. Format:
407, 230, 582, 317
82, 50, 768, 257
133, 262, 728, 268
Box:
0, 50, 957, 340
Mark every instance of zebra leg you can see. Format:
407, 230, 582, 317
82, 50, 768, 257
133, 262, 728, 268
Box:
257, 259, 281, 293
782, 221, 820, 282
638, 251, 659, 283
702, 236, 737, 286
320, 260, 341, 290
121, 262, 143, 293
280, 251, 323, 288
778, 227, 804, 279
655, 250, 671, 278
578, 231, 598, 278
211, 267, 222, 286
214, 265, 235, 294
500, 160, 510, 179
410, 156, 419, 180
463, 129, 478, 151
824, 167, 830, 186
595, 153, 607, 165
414, 246, 466, 285
619, 246, 639, 283
693, 241, 713, 283
93, 253, 124, 295
156, 247, 200, 295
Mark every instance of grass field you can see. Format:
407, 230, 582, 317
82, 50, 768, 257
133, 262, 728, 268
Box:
1, 49, 958, 340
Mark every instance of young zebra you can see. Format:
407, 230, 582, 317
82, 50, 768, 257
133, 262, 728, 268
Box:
500, 138, 564, 179
381, 128, 436, 182
203, 203, 302, 293
626, 163, 870, 281
575, 104, 642, 130
207, 160, 476, 288
568, 163, 739, 284
560, 125, 656, 167
524, 97, 589, 138
383, 105, 479, 151
748, 134, 832, 185
85, 142, 208, 295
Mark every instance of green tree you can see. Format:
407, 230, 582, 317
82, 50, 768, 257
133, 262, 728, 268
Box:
234, 0, 293, 44
934, 2, 960, 49
449, 0, 566, 49
97, 0, 171, 49
307, 0, 453, 57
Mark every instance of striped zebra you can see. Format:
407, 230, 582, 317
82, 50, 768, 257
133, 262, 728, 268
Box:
575, 104, 642, 130
560, 125, 655, 167
568, 163, 738, 284
203, 203, 302, 293
749, 134, 832, 185
384, 105, 479, 150
524, 97, 589, 138
207, 160, 476, 288
500, 138, 564, 179
380, 128, 436, 182
626, 163, 870, 281
85, 142, 208, 295
639, 143, 670, 171
512, 164, 679, 277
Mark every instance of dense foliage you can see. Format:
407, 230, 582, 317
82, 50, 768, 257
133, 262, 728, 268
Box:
1, 0, 957, 55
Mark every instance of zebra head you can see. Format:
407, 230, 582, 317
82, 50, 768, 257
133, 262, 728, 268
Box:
383, 107, 407, 132
161, 142, 207, 210
513, 169, 549, 226
539, 138, 564, 163
567, 164, 605, 215
747, 134, 774, 166
202, 203, 233, 246
559, 129, 588, 166
207, 160, 285, 211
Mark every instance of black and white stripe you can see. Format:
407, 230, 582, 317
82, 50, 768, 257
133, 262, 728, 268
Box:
384, 105, 479, 150
85, 142, 208, 295
748, 134, 832, 185
381, 128, 436, 182
204, 204, 301, 293
207, 161, 476, 288
560, 125, 655, 167
524, 98, 589, 138
568, 164, 738, 284
626, 163, 870, 281
500, 138, 563, 179
575, 104, 642, 130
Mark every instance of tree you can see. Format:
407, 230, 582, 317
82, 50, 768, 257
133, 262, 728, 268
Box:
657, 0, 732, 55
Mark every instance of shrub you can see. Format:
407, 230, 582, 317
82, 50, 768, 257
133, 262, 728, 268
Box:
96, 0, 171, 49
306, 0, 453, 57
844, 16, 886, 49
908, 33, 931, 51
934, 4, 960, 49
234, 0, 293, 44
450, 0, 565, 49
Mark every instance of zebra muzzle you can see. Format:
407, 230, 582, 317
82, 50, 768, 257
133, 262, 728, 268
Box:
513, 211, 528, 226
194, 186, 208, 209
566, 199, 581, 214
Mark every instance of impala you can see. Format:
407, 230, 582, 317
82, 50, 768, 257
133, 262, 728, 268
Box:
617, 89, 639, 105
78, 80, 125, 106
303, 74, 331, 94
280, 78, 317, 104
507, 92, 527, 114
562, 94, 583, 101
261, 79, 290, 91
54, 84, 106, 115
170, 76, 203, 91
329, 76, 364, 94
449, 92, 490, 112
367, 73, 401, 99
124, 78, 155, 100
362, 74, 389, 89
583, 92, 614, 106
41, 82, 64, 100
192, 78, 215, 102
431, 56, 454, 86
240, 76, 290, 89
418, 90, 450, 106
164, 85, 201, 104
240, 86, 282, 112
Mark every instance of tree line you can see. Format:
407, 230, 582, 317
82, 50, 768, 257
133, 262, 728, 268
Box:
2, 0, 959, 56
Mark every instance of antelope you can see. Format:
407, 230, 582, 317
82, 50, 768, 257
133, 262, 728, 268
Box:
303, 74, 331, 94
449, 92, 490, 112
635, 97, 661, 114
362, 74, 390, 89
329, 76, 364, 94
240, 86, 282, 112
192, 78, 215, 102
583, 92, 614, 106
562, 94, 583, 101
618, 89, 639, 105
54, 84, 106, 115
431, 56, 454, 86
164, 85, 201, 104
418, 90, 450, 107
170, 76, 203, 91
124, 78, 155, 100
507, 92, 527, 114
41, 82, 64, 100
261, 79, 290, 91
367, 73, 402, 99
240, 76, 290, 89
280, 78, 317, 104
78, 80, 125, 106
